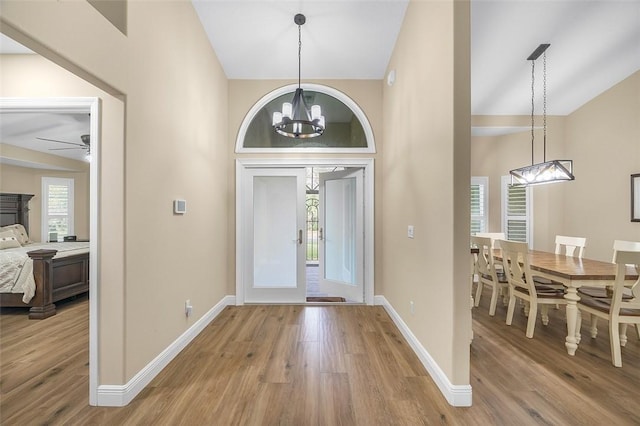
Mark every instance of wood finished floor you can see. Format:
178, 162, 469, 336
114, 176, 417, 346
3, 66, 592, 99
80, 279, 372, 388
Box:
1, 288, 640, 425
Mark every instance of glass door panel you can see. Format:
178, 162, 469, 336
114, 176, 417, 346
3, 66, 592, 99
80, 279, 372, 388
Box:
319, 168, 364, 302
243, 168, 306, 303
253, 176, 297, 288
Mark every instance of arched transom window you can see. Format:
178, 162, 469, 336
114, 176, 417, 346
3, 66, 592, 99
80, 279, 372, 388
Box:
236, 84, 376, 153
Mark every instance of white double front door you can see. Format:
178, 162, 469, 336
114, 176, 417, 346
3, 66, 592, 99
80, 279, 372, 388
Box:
241, 167, 364, 303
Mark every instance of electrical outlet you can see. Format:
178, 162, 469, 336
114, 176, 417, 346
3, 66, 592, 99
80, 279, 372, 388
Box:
185, 300, 193, 317
410, 301, 415, 315
408, 225, 414, 239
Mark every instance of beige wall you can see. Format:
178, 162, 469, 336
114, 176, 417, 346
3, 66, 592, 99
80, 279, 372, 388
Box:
381, 0, 471, 385
0, 151, 89, 241
228, 79, 383, 295
1, 0, 229, 385
563, 71, 640, 260
471, 71, 640, 259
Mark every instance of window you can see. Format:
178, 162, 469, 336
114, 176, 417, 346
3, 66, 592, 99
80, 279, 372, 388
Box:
42, 177, 74, 242
471, 177, 488, 234
501, 176, 531, 245
236, 84, 376, 154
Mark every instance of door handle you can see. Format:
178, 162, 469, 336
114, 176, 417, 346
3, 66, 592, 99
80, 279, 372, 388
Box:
319, 227, 323, 241
298, 229, 303, 245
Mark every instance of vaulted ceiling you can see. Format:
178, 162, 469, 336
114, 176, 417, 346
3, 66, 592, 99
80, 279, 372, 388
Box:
1, 0, 639, 162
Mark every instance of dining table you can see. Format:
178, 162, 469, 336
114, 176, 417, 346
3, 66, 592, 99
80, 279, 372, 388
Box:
494, 249, 639, 356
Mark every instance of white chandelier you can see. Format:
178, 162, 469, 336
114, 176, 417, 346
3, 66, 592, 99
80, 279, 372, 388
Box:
272, 14, 325, 139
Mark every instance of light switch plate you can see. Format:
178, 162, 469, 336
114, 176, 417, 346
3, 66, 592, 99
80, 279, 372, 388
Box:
408, 225, 414, 239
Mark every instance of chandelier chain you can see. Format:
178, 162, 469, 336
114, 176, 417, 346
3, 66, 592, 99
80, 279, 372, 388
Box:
298, 24, 302, 88
543, 51, 547, 163
531, 60, 535, 166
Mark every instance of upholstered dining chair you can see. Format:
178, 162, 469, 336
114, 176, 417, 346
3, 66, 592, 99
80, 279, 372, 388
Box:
579, 240, 640, 341
576, 250, 640, 367
499, 239, 567, 338
471, 236, 508, 316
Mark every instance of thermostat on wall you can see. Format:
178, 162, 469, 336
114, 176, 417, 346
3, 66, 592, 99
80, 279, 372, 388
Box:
173, 199, 187, 214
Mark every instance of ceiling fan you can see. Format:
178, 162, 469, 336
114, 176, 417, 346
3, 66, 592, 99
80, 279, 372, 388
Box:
37, 134, 91, 157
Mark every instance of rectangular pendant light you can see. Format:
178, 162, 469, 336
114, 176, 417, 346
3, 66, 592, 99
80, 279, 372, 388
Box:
509, 43, 575, 187
510, 160, 574, 186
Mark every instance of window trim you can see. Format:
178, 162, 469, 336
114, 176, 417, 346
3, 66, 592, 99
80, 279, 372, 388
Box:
501, 175, 533, 247
471, 176, 489, 235
235, 83, 376, 154
41, 177, 75, 242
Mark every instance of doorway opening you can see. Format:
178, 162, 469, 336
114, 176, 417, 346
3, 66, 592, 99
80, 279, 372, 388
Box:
0, 96, 101, 404
305, 166, 344, 301
235, 158, 375, 306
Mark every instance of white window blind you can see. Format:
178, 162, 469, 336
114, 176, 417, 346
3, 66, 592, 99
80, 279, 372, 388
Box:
501, 176, 531, 244
471, 177, 488, 235
42, 177, 74, 242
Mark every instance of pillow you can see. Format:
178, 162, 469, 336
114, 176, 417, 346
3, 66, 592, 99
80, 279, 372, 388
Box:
0, 230, 21, 250
0, 224, 30, 245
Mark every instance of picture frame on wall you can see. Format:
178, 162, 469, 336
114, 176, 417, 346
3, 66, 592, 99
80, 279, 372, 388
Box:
632, 174, 640, 222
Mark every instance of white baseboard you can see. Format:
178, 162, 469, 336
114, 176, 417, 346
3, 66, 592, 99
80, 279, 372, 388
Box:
374, 295, 472, 407
96, 295, 236, 407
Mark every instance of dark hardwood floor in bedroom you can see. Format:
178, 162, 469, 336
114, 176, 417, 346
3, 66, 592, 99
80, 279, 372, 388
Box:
1, 288, 639, 425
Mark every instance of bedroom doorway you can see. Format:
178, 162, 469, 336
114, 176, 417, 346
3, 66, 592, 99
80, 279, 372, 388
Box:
236, 158, 374, 305
0, 96, 101, 404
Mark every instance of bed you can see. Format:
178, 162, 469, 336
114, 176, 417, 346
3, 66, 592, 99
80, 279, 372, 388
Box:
0, 193, 89, 319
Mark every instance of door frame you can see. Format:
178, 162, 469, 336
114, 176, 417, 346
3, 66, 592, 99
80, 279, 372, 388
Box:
236, 158, 375, 305
0, 97, 101, 405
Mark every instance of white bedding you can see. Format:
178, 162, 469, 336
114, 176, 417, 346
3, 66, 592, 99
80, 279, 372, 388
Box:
0, 242, 90, 303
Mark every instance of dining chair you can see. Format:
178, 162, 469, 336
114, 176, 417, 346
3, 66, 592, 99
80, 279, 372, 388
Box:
475, 232, 505, 248
471, 236, 508, 316
475, 232, 506, 274
576, 250, 640, 367
579, 240, 640, 340
612, 240, 640, 262
498, 239, 567, 338
556, 235, 587, 258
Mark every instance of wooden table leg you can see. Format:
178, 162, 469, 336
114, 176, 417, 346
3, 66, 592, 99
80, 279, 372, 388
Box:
564, 287, 580, 355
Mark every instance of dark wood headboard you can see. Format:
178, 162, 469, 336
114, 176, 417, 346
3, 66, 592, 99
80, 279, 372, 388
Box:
0, 193, 34, 234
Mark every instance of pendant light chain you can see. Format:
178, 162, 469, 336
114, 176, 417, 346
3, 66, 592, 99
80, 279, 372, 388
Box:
271, 14, 325, 139
298, 24, 302, 88
531, 59, 535, 166
543, 51, 547, 163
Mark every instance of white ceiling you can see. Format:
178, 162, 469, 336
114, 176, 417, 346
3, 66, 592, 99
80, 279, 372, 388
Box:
1, 0, 639, 164
191, 0, 409, 80
192, 0, 639, 115
471, 0, 640, 116
0, 111, 91, 163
